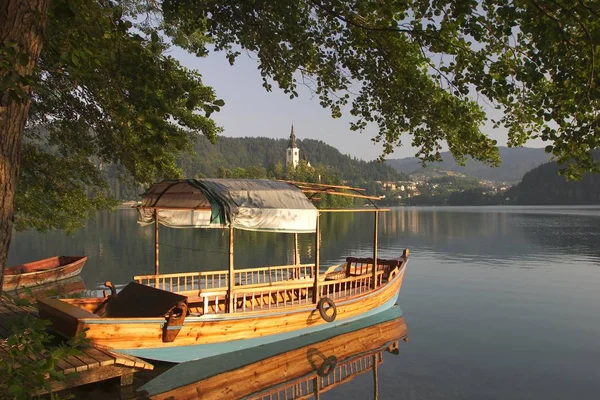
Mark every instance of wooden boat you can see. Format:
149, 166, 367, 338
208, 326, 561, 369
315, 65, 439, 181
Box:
38, 179, 409, 363
7, 275, 86, 300
139, 305, 407, 399
4, 256, 87, 291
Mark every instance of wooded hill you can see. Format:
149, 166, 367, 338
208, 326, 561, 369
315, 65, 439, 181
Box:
178, 136, 407, 183
386, 147, 551, 182
107, 136, 408, 200
508, 159, 600, 205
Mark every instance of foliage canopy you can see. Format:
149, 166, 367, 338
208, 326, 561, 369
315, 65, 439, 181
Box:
14, 0, 221, 232
7, 0, 600, 234
164, 0, 600, 176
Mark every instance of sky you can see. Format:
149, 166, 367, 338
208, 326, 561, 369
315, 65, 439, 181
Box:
173, 47, 545, 162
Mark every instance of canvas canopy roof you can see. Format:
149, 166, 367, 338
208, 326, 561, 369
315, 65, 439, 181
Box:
137, 179, 318, 233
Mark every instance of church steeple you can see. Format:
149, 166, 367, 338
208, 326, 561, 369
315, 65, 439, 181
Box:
286, 124, 300, 168
289, 124, 298, 148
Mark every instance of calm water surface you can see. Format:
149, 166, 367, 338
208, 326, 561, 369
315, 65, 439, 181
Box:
8, 206, 600, 399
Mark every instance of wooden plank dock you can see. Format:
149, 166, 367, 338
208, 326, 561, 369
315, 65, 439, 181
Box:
0, 296, 154, 395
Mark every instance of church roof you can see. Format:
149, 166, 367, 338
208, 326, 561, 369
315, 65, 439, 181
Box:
288, 125, 298, 148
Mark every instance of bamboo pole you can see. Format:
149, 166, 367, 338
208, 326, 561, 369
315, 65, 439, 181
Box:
319, 208, 391, 213
294, 233, 300, 265
373, 354, 379, 400
154, 210, 159, 275
313, 213, 320, 303
301, 190, 380, 200
138, 206, 212, 211
372, 211, 378, 289
228, 227, 234, 313
282, 180, 367, 191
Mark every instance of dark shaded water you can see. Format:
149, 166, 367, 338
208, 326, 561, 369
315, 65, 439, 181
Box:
8, 206, 600, 399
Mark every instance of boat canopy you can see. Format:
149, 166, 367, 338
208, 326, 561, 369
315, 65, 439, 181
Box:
137, 179, 318, 233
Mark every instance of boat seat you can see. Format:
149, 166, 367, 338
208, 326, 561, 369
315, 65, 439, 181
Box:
198, 290, 228, 314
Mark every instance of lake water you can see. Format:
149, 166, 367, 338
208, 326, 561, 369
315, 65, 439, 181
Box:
7, 206, 600, 399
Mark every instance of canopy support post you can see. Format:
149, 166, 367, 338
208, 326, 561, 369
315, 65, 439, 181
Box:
373, 354, 379, 400
372, 210, 378, 289
228, 227, 234, 313
293, 233, 300, 265
154, 210, 159, 276
312, 213, 320, 303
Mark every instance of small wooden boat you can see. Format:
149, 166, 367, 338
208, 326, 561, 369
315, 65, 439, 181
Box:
7, 276, 86, 300
38, 179, 409, 363
139, 305, 407, 399
5, 256, 87, 291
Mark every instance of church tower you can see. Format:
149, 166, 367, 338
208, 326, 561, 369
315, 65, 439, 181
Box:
286, 124, 299, 168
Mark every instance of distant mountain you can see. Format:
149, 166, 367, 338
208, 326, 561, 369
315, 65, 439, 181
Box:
508, 158, 600, 205
386, 147, 551, 182
179, 136, 408, 183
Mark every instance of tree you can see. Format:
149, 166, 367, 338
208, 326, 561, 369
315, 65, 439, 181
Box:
164, 0, 599, 174
0, 0, 221, 291
1, 0, 51, 292
1, 0, 599, 291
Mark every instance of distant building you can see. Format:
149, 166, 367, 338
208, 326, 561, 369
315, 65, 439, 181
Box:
286, 125, 300, 168
382, 182, 397, 191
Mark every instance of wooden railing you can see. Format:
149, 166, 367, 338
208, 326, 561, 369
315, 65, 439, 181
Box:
234, 264, 314, 286
134, 262, 396, 315
134, 271, 228, 292
134, 264, 314, 292
319, 270, 385, 300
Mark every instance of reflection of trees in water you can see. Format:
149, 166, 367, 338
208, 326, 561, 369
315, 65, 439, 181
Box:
8, 210, 153, 286
382, 208, 600, 262
9, 208, 599, 289
383, 208, 510, 241
376, 208, 522, 260
518, 214, 600, 261
7, 209, 368, 288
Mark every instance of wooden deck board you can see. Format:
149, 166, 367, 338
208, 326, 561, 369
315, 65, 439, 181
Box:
0, 296, 154, 395
83, 346, 118, 366
71, 352, 101, 369
59, 352, 90, 373
113, 352, 154, 370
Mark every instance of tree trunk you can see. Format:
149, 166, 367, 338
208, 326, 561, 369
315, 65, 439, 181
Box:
0, 0, 50, 293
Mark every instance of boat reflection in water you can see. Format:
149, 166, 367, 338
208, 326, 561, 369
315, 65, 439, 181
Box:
139, 305, 407, 400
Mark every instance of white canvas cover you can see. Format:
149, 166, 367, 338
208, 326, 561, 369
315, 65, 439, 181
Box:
138, 179, 318, 233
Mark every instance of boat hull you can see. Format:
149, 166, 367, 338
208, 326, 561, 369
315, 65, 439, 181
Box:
74, 266, 405, 363
140, 305, 407, 399
4, 256, 87, 291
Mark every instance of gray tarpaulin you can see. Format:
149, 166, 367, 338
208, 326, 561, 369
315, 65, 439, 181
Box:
137, 179, 318, 233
